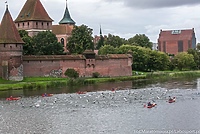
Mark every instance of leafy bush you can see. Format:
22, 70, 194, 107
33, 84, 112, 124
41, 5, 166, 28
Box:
64, 68, 79, 79
92, 72, 100, 78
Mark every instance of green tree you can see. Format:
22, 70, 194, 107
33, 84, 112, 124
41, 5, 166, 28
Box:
196, 43, 200, 50
98, 45, 116, 55
187, 48, 199, 69
67, 25, 94, 54
32, 31, 65, 55
19, 30, 34, 55
117, 45, 149, 71
172, 52, 196, 71
64, 68, 79, 79
147, 51, 170, 71
117, 44, 136, 54
117, 45, 170, 71
128, 34, 153, 49
104, 34, 127, 48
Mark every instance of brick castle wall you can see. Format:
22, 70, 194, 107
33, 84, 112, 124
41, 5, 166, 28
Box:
0, 43, 23, 81
23, 54, 132, 78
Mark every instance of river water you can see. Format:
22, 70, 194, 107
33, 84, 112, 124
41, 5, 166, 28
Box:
1, 78, 200, 134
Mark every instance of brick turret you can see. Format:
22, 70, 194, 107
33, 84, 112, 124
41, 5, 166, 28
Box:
0, 5, 24, 81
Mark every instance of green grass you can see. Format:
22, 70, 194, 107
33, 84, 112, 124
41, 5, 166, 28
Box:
22, 77, 67, 82
0, 77, 68, 91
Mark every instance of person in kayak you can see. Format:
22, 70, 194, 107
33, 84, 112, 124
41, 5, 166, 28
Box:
147, 102, 152, 106
169, 96, 173, 101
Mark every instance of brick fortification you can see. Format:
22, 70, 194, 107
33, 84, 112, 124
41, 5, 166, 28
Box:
23, 53, 132, 78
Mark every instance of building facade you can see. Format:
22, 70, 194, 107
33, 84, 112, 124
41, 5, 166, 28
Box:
158, 29, 196, 55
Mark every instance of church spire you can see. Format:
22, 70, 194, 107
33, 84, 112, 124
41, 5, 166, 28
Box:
59, 0, 75, 25
100, 25, 102, 35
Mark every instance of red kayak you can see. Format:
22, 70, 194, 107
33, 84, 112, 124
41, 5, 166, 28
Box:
147, 103, 157, 108
6, 97, 20, 101
168, 98, 176, 103
42, 94, 53, 97
168, 97, 176, 103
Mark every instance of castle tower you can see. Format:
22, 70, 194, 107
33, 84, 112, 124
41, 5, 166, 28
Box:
15, 0, 53, 37
0, 5, 24, 81
52, 0, 76, 52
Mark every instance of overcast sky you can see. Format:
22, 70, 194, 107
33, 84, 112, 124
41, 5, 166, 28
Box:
0, 0, 200, 43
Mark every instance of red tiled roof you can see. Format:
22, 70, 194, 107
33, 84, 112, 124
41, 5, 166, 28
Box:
0, 7, 24, 44
15, 0, 53, 22
158, 29, 194, 41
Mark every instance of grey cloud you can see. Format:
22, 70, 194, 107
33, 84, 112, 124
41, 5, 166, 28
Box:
104, 0, 200, 9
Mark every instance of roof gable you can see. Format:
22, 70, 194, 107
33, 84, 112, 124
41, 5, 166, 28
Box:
0, 6, 24, 44
15, 0, 53, 22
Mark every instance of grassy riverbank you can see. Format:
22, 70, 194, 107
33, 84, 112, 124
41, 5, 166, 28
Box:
0, 71, 200, 91
0, 77, 67, 91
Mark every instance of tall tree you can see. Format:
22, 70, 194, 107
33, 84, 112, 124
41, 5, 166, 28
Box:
104, 34, 126, 48
19, 30, 34, 55
67, 25, 94, 54
187, 48, 199, 69
32, 31, 65, 55
197, 43, 200, 50
128, 34, 153, 49
172, 52, 196, 71
147, 50, 170, 71
98, 45, 116, 55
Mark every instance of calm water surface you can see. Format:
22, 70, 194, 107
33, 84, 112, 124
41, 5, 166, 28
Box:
0, 78, 200, 134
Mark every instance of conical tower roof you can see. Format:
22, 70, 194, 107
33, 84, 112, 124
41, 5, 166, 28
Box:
0, 6, 24, 44
59, 0, 75, 25
15, 0, 53, 22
